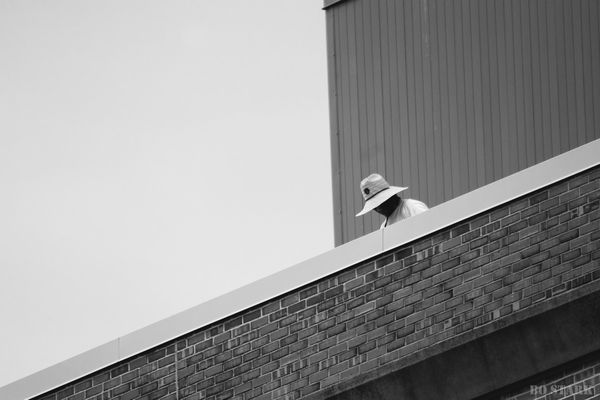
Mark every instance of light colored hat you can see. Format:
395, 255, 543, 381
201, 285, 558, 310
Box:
356, 173, 407, 217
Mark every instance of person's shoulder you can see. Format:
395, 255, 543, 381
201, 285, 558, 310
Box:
404, 198, 429, 212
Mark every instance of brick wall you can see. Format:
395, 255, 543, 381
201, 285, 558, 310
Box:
501, 356, 600, 400
36, 165, 600, 400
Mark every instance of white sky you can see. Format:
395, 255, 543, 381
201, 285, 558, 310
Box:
0, 0, 332, 387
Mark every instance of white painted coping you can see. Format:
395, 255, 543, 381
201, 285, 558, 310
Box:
2, 139, 599, 400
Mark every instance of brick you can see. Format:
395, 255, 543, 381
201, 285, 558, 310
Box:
413, 277, 432, 293
509, 239, 530, 253
490, 246, 508, 264
299, 286, 318, 300
489, 228, 508, 242
443, 276, 462, 290
522, 205, 541, 219
520, 244, 540, 258
441, 257, 461, 272
208, 325, 224, 337
414, 238, 433, 253
352, 282, 374, 298
463, 267, 482, 282
147, 348, 167, 363
442, 236, 463, 252
558, 229, 579, 243
319, 286, 344, 309
549, 180, 571, 197
532, 270, 552, 284
281, 294, 301, 309
529, 230, 549, 246
383, 261, 404, 275
57, 387, 74, 400
462, 229, 481, 243
395, 247, 414, 260
548, 203, 568, 218
461, 249, 481, 263
374, 275, 393, 289
413, 259, 432, 273
559, 189, 579, 207
432, 268, 453, 285
584, 200, 600, 214
365, 269, 382, 283
503, 233, 520, 247
484, 221, 502, 234
527, 212, 547, 226
569, 197, 587, 210
430, 249, 450, 266
470, 236, 489, 250
375, 254, 394, 269
317, 278, 334, 293
415, 297, 434, 312
224, 316, 243, 331
305, 294, 324, 308
232, 323, 250, 338
422, 264, 442, 279
530, 190, 549, 205
568, 215, 589, 230
569, 173, 589, 189
501, 213, 521, 229
445, 295, 463, 310
573, 254, 591, 268
483, 241, 502, 255
249, 317, 269, 333
563, 248, 581, 262
395, 324, 416, 339
492, 286, 512, 300
451, 223, 470, 238
282, 333, 299, 346
430, 231, 451, 246
549, 243, 570, 258
483, 299, 504, 314
288, 300, 306, 314
539, 196, 560, 211
110, 364, 129, 379
269, 308, 288, 323
74, 379, 93, 393
453, 281, 473, 296
434, 310, 454, 324
483, 280, 502, 294
540, 237, 560, 254
510, 199, 530, 213
491, 207, 510, 221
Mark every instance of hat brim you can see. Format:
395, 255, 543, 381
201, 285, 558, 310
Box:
356, 186, 407, 217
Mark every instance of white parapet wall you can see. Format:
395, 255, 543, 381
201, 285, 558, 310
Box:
2, 139, 599, 400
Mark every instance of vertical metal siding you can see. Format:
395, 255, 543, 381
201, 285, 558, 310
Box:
327, 10, 344, 246
325, 0, 600, 245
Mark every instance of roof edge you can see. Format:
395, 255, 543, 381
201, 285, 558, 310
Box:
323, 0, 350, 10
2, 139, 599, 399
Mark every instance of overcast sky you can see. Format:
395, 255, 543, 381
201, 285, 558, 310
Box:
0, 0, 332, 387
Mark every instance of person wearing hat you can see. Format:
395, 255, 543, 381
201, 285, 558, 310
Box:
356, 173, 429, 229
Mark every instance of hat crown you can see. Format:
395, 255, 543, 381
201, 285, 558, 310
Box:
360, 173, 390, 200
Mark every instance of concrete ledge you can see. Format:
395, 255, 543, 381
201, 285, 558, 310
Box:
1, 139, 599, 400
383, 139, 600, 251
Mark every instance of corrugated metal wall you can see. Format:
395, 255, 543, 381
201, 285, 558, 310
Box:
326, 0, 600, 246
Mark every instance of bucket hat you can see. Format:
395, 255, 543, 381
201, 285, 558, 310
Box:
356, 173, 407, 217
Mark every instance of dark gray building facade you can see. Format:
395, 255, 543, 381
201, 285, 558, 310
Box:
326, 0, 600, 246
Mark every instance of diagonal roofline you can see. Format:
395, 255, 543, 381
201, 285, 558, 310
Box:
1, 139, 599, 400
322, 0, 350, 10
